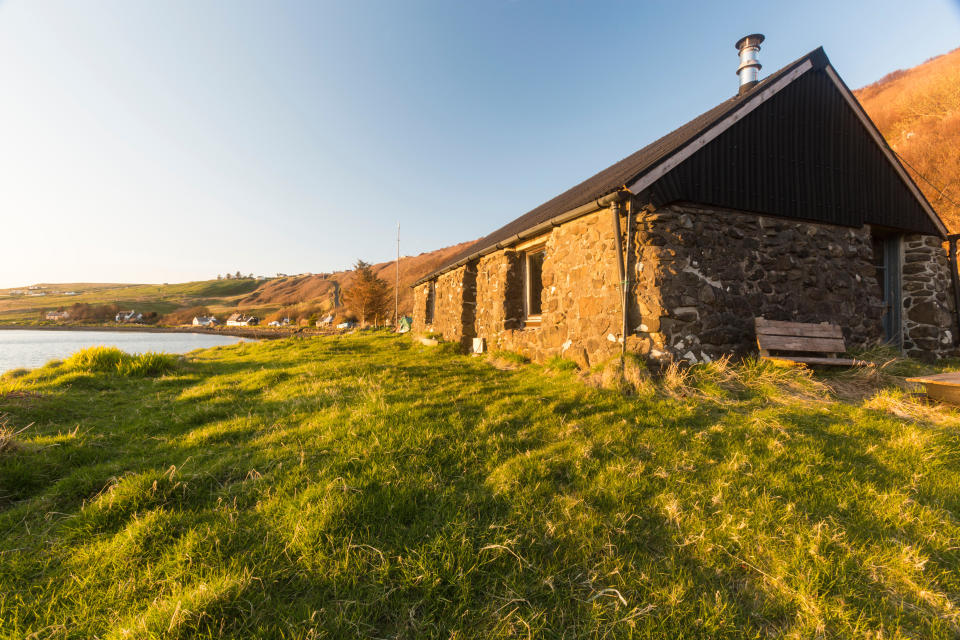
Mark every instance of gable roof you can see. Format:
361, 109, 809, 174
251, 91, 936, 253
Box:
415, 47, 946, 286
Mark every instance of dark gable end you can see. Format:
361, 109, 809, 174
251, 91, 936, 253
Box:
416, 47, 946, 286
646, 65, 942, 235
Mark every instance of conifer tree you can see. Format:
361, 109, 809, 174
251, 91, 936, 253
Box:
342, 260, 392, 326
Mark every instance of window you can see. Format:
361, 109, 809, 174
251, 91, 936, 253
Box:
424, 281, 436, 324
523, 248, 545, 325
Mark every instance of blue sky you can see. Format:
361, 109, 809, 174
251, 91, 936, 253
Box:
0, 0, 958, 287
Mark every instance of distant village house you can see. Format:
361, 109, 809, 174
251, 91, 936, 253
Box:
192, 316, 219, 327
226, 313, 259, 327
45, 310, 70, 321
115, 310, 143, 323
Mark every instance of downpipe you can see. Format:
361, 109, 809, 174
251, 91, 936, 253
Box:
608, 194, 630, 364
623, 200, 634, 359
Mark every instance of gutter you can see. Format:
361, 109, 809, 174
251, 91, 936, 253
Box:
412, 189, 630, 287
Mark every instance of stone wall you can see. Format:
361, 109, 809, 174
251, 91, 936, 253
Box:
412, 264, 477, 348
411, 282, 429, 330
474, 252, 523, 338
473, 209, 625, 366
640, 204, 886, 362
901, 234, 956, 359
415, 201, 955, 364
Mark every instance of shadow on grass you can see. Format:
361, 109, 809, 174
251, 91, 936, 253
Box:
2, 333, 960, 637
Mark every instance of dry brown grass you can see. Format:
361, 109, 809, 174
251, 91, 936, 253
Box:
860, 388, 960, 426
592, 354, 653, 395
824, 358, 909, 402
0, 413, 30, 455
856, 47, 960, 231
656, 355, 829, 405
660, 359, 694, 398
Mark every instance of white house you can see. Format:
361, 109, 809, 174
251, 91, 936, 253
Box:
115, 310, 143, 323
226, 313, 259, 327
192, 316, 218, 327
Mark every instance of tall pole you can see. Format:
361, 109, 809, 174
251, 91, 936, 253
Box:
395, 221, 400, 327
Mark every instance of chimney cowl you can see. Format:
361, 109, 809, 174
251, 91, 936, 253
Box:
735, 33, 765, 94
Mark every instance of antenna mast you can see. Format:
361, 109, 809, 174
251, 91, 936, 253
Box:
395, 221, 400, 327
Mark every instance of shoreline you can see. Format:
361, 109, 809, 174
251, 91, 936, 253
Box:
0, 324, 311, 340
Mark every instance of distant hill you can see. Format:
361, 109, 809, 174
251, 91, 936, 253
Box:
0, 279, 264, 325
855, 47, 960, 231
0, 241, 473, 325
237, 240, 474, 317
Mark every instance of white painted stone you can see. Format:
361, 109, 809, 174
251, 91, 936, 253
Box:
682, 261, 722, 288
607, 333, 617, 342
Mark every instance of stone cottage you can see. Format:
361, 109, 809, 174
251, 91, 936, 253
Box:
412, 36, 956, 366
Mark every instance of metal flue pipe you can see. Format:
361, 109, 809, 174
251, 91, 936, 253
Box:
735, 34, 765, 94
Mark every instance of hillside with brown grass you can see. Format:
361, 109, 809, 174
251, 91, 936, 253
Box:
236, 240, 475, 318
855, 47, 960, 231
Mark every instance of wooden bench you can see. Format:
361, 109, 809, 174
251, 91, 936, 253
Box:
755, 317, 864, 366
905, 372, 960, 405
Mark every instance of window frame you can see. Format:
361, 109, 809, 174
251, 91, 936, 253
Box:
520, 241, 547, 328
424, 280, 436, 325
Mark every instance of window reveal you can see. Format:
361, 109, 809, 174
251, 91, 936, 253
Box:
424, 281, 436, 324
524, 249, 545, 321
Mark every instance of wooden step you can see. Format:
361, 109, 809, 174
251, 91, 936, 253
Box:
764, 356, 864, 367
757, 334, 847, 353
755, 318, 843, 339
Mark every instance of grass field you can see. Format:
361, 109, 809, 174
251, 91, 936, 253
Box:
0, 279, 264, 325
1, 333, 959, 638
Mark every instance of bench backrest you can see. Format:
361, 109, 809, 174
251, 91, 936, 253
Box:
754, 317, 846, 357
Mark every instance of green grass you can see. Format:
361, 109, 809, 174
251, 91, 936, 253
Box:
64, 346, 179, 377
0, 278, 265, 325
1, 334, 960, 638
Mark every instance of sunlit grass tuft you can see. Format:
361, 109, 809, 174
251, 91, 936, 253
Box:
589, 353, 652, 395
64, 345, 126, 372
116, 351, 179, 377
64, 345, 178, 377
0, 413, 29, 455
